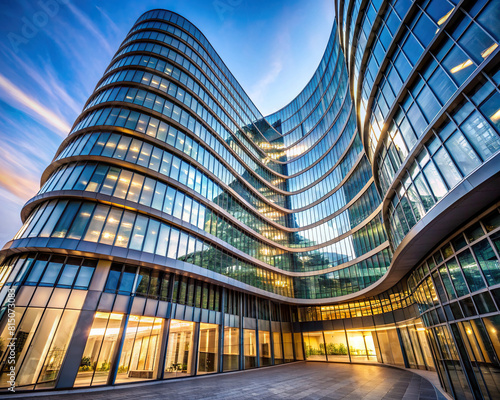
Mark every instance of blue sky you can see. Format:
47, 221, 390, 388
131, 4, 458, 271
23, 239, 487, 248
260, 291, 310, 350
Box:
0, 0, 334, 245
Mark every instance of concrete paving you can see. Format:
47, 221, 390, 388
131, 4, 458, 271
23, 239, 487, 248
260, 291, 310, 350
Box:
3, 362, 444, 400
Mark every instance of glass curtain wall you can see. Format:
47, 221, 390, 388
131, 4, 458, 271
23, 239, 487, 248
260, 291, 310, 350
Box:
223, 327, 239, 371
0, 307, 79, 390
243, 329, 257, 369
164, 320, 195, 378
198, 323, 218, 374
115, 316, 164, 383
75, 312, 124, 387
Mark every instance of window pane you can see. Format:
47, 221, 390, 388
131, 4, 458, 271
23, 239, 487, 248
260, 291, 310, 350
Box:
473, 239, 500, 286
445, 131, 481, 175
433, 148, 462, 189
457, 249, 486, 292
461, 111, 500, 160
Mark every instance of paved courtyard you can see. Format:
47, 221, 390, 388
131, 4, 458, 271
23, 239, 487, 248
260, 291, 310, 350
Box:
5, 362, 444, 400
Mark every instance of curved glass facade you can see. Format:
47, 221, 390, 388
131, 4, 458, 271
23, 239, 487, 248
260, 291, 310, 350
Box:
0, 3, 499, 397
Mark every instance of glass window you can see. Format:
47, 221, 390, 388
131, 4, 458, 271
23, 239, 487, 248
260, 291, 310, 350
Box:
129, 215, 148, 250
83, 205, 109, 242
243, 329, 257, 369
323, 330, 349, 362
36, 201, 66, 238
74, 312, 124, 387
115, 316, 163, 383
445, 131, 481, 176
143, 220, 160, 254
447, 259, 469, 297
259, 331, 271, 366
58, 259, 80, 287
100, 208, 122, 245
198, 323, 218, 374
156, 224, 171, 257
443, 45, 475, 86
457, 249, 486, 292
39, 257, 65, 286
118, 266, 136, 294
428, 66, 456, 105
347, 330, 377, 361
105, 264, 122, 292
433, 148, 462, 188
223, 327, 239, 372
480, 92, 500, 132
167, 229, 180, 259
303, 331, 326, 361
164, 320, 195, 378
482, 210, 500, 232
423, 162, 448, 200
26, 256, 49, 285
4, 308, 79, 389
114, 211, 135, 248
74, 265, 95, 289
473, 239, 500, 286
461, 111, 500, 161
416, 85, 440, 123
294, 332, 304, 360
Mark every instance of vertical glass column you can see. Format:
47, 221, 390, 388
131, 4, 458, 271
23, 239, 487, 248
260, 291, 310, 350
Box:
303, 332, 326, 361
198, 323, 218, 374
259, 331, 272, 366
0, 308, 79, 390
223, 327, 239, 371
243, 329, 257, 369
115, 316, 164, 383
283, 332, 294, 362
164, 320, 195, 378
346, 330, 377, 362
74, 312, 124, 387
375, 326, 405, 367
294, 332, 304, 360
272, 331, 283, 364
323, 330, 349, 362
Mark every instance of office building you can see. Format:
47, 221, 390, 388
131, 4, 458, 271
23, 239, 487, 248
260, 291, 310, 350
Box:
0, 2, 499, 398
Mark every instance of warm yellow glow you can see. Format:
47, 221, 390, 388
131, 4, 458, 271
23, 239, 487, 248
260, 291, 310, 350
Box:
450, 59, 473, 74
438, 8, 454, 25
481, 43, 498, 59
490, 108, 500, 121
416, 327, 426, 332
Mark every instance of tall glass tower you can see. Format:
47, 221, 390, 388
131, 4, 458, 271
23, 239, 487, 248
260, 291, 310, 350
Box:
0, 3, 499, 398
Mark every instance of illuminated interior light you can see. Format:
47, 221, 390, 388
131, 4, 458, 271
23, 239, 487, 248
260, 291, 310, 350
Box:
450, 59, 473, 74
481, 43, 498, 59
438, 8, 454, 25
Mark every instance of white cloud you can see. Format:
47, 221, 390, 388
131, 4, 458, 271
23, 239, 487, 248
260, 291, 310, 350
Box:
248, 59, 283, 106
66, 2, 114, 56
0, 73, 71, 136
